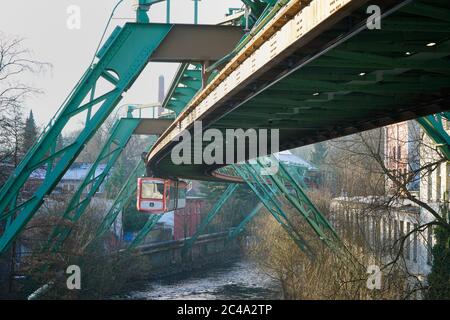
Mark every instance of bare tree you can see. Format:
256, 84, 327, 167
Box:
0, 33, 50, 181
0, 32, 50, 297
248, 123, 450, 299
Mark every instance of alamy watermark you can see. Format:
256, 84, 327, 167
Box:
366, 264, 382, 290
67, 5, 81, 30
171, 121, 280, 175
66, 265, 81, 290
366, 5, 381, 30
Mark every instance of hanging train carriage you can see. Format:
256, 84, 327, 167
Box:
137, 178, 187, 213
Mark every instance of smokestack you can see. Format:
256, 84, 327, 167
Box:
157, 75, 165, 117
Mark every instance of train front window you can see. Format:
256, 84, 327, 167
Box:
141, 180, 164, 199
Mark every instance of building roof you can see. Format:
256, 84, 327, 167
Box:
30, 163, 107, 181
274, 150, 317, 170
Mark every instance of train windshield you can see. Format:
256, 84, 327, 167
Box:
141, 180, 164, 199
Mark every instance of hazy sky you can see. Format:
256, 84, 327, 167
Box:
0, 0, 242, 131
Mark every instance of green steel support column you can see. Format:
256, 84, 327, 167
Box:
283, 165, 309, 191
0, 23, 173, 255
91, 160, 146, 244
233, 164, 314, 258
227, 203, 263, 240
128, 214, 162, 250
417, 112, 450, 161
182, 183, 239, 256
45, 118, 141, 252
162, 63, 202, 115
136, 0, 169, 23
254, 158, 340, 250
254, 159, 358, 265
86, 137, 156, 251
277, 160, 339, 240
226, 169, 309, 241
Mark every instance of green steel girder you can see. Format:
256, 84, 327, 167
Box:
184, 70, 202, 79
172, 92, 194, 103
206, 0, 285, 73
0, 23, 173, 255
128, 214, 163, 250
45, 118, 141, 252
181, 183, 239, 256
150, 0, 450, 182
163, 63, 202, 115
417, 112, 450, 161
273, 160, 339, 244
92, 160, 146, 244
235, 158, 354, 260
401, 1, 450, 23
136, 0, 169, 23
86, 137, 157, 252
167, 99, 188, 111
227, 203, 263, 240
160, 1, 279, 115
225, 164, 310, 242
232, 163, 315, 258
225, 162, 313, 241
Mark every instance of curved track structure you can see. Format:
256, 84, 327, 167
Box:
1, 0, 450, 257
147, 0, 450, 181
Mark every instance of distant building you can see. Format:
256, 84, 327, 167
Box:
173, 196, 204, 240
158, 180, 206, 240
418, 118, 450, 277
274, 150, 316, 170
26, 162, 108, 197
419, 119, 450, 207
331, 195, 432, 284
274, 150, 319, 187
384, 120, 420, 192
328, 120, 441, 293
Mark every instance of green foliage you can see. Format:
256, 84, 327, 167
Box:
426, 223, 450, 299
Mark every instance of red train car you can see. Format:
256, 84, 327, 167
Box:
137, 178, 187, 214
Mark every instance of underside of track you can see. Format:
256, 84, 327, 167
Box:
147, 0, 450, 181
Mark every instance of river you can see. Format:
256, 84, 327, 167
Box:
117, 260, 281, 300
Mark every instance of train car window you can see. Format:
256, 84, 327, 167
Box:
168, 184, 176, 211
177, 182, 187, 209
179, 188, 186, 200
141, 180, 164, 199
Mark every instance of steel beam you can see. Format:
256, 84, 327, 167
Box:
181, 183, 239, 256
233, 163, 315, 258
44, 118, 141, 252
86, 137, 157, 251
417, 113, 450, 161
226, 165, 311, 240
227, 203, 263, 240
127, 214, 163, 250
0, 23, 173, 254
150, 25, 243, 63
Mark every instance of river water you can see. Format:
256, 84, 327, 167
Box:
118, 260, 281, 300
